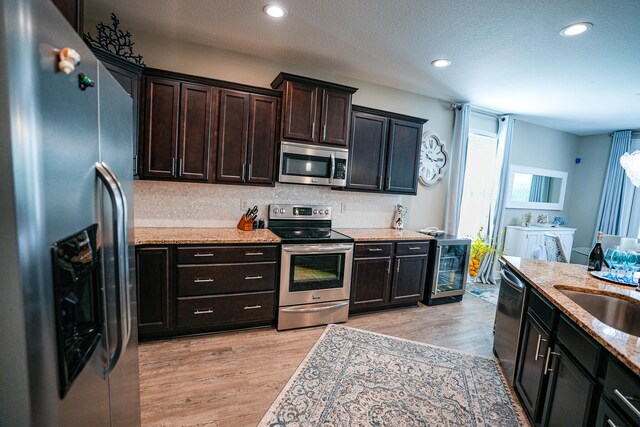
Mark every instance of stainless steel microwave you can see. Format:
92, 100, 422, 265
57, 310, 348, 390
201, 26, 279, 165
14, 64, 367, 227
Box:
279, 141, 348, 187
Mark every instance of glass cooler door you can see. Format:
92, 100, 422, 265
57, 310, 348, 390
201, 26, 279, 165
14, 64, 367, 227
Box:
433, 241, 470, 298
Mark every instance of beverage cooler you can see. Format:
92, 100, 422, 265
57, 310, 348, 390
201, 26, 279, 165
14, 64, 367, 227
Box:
423, 235, 471, 305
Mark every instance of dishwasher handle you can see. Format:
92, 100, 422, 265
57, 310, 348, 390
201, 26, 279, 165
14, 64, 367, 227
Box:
501, 267, 525, 292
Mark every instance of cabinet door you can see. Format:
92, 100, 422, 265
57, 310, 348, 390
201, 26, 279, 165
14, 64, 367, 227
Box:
51, 0, 83, 34
319, 89, 351, 146
101, 61, 141, 176
385, 119, 422, 194
541, 345, 595, 427
247, 95, 279, 185
282, 81, 318, 142
515, 313, 550, 423
350, 257, 392, 311
141, 77, 179, 178
347, 112, 388, 191
217, 89, 250, 183
390, 255, 428, 303
595, 397, 631, 427
525, 232, 543, 259
178, 83, 214, 182
136, 247, 172, 336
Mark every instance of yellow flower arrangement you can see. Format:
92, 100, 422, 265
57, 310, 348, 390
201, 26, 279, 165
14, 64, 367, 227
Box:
468, 227, 504, 277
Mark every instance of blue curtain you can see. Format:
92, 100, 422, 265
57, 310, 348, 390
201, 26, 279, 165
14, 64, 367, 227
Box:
477, 115, 514, 284
529, 175, 550, 202
444, 104, 470, 234
594, 130, 632, 239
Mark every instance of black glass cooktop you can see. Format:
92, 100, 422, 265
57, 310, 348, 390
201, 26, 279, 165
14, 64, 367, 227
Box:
269, 228, 353, 244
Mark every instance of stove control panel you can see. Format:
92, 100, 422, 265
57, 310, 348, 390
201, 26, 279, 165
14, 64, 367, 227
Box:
269, 204, 332, 220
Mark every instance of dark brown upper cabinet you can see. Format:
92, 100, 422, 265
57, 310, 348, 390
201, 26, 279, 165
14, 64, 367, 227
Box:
346, 105, 427, 195
90, 48, 143, 176
141, 76, 213, 182
217, 90, 280, 185
51, 0, 83, 34
271, 73, 357, 147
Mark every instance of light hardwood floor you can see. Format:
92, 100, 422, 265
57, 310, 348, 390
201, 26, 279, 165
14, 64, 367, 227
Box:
139, 296, 498, 426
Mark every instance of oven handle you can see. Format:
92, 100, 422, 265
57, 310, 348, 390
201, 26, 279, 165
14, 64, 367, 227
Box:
282, 244, 353, 253
280, 301, 349, 313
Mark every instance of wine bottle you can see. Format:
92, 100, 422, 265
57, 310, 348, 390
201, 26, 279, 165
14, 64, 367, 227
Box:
588, 231, 604, 271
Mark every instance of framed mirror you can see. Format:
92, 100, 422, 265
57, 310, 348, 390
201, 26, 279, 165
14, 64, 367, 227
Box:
504, 165, 568, 210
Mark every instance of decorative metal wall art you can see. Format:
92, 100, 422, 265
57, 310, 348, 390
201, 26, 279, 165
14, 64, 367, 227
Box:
85, 13, 145, 65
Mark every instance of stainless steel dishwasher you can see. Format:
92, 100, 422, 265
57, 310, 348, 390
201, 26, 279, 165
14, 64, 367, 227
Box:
493, 262, 528, 385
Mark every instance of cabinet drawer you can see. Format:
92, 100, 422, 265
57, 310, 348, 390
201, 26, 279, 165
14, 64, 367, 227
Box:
177, 245, 278, 264
395, 241, 430, 255
556, 314, 600, 377
177, 262, 276, 296
528, 288, 555, 331
176, 291, 275, 328
603, 359, 640, 425
354, 243, 393, 258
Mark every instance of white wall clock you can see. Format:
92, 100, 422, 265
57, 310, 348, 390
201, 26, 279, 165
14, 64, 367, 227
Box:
419, 131, 447, 186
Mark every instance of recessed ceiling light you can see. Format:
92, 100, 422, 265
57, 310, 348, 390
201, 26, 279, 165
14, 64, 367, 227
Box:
560, 22, 593, 37
431, 59, 451, 68
263, 4, 287, 18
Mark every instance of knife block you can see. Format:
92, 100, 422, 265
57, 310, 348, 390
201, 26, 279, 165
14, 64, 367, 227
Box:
237, 215, 254, 231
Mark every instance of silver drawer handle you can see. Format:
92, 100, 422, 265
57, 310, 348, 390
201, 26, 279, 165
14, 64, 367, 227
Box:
245, 252, 264, 256
534, 334, 547, 361
194, 278, 214, 283
280, 301, 349, 313
194, 309, 213, 315
607, 419, 618, 427
368, 248, 383, 252
543, 347, 561, 375
614, 389, 640, 419
193, 253, 214, 257
244, 305, 262, 310
408, 247, 421, 250
245, 275, 263, 280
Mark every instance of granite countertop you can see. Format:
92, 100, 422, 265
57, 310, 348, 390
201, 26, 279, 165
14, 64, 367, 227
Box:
135, 227, 280, 245
503, 256, 640, 375
335, 228, 434, 242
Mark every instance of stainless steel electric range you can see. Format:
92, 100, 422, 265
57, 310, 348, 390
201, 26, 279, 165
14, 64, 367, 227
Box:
269, 204, 354, 330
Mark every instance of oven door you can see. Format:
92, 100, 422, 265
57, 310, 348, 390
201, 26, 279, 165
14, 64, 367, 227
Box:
279, 141, 348, 187
280, 243, 354, 306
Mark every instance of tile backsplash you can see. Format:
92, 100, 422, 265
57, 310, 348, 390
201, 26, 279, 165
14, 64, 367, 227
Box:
134, 180, 402, 228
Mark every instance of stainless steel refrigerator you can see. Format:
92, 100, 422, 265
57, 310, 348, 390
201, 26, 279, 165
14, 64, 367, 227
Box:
0, 0, 140, 425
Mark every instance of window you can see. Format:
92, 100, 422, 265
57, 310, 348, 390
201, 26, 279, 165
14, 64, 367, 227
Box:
457, 133, 499, 239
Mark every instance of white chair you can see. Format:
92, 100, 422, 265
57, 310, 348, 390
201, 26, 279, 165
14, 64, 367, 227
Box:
544, 233, 568, 263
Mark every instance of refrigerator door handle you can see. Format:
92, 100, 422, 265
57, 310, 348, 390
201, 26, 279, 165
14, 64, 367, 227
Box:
100, 162, 132, 350
96, 162, 126, 377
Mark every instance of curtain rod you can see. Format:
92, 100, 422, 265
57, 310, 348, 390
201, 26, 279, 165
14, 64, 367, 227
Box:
607, 130, 640, 137
449, 103, 503, 117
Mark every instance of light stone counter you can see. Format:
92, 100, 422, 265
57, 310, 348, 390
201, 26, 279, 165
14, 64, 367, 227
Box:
503, 256, 640, 375
336, 228, 434, 242
135, 227, 280, 245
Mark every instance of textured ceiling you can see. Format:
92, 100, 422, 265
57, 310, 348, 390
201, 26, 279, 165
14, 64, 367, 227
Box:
85, 0, 640, 136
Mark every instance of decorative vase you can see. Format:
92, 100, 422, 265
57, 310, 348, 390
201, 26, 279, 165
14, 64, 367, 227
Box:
393, 204, 407, 230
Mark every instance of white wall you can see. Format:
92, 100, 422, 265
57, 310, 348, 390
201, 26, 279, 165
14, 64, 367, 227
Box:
504, 120, 580, 228
108, 27, 454, 230
567, 134, 611, 248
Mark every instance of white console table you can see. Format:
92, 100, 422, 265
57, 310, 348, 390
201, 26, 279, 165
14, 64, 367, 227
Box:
504, 226, 576, 260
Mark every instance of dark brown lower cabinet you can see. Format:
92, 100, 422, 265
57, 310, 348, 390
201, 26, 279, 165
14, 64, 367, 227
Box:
350, 257, 392, 310
136, 246, 172, 335
512, 290, 605, 426
136, 243, 277, 340
595, 398, 630, 427
349, 241, 429, 313
515, 313, 551, 422
390, 255, 428, 303
540, 344, 595, 427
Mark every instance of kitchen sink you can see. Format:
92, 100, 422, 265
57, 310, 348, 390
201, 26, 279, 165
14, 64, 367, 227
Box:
557, 288, 640, 336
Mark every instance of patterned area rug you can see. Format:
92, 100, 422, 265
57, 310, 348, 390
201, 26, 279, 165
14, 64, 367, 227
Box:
466, 281, 499, 305
259, 325, 525, 426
